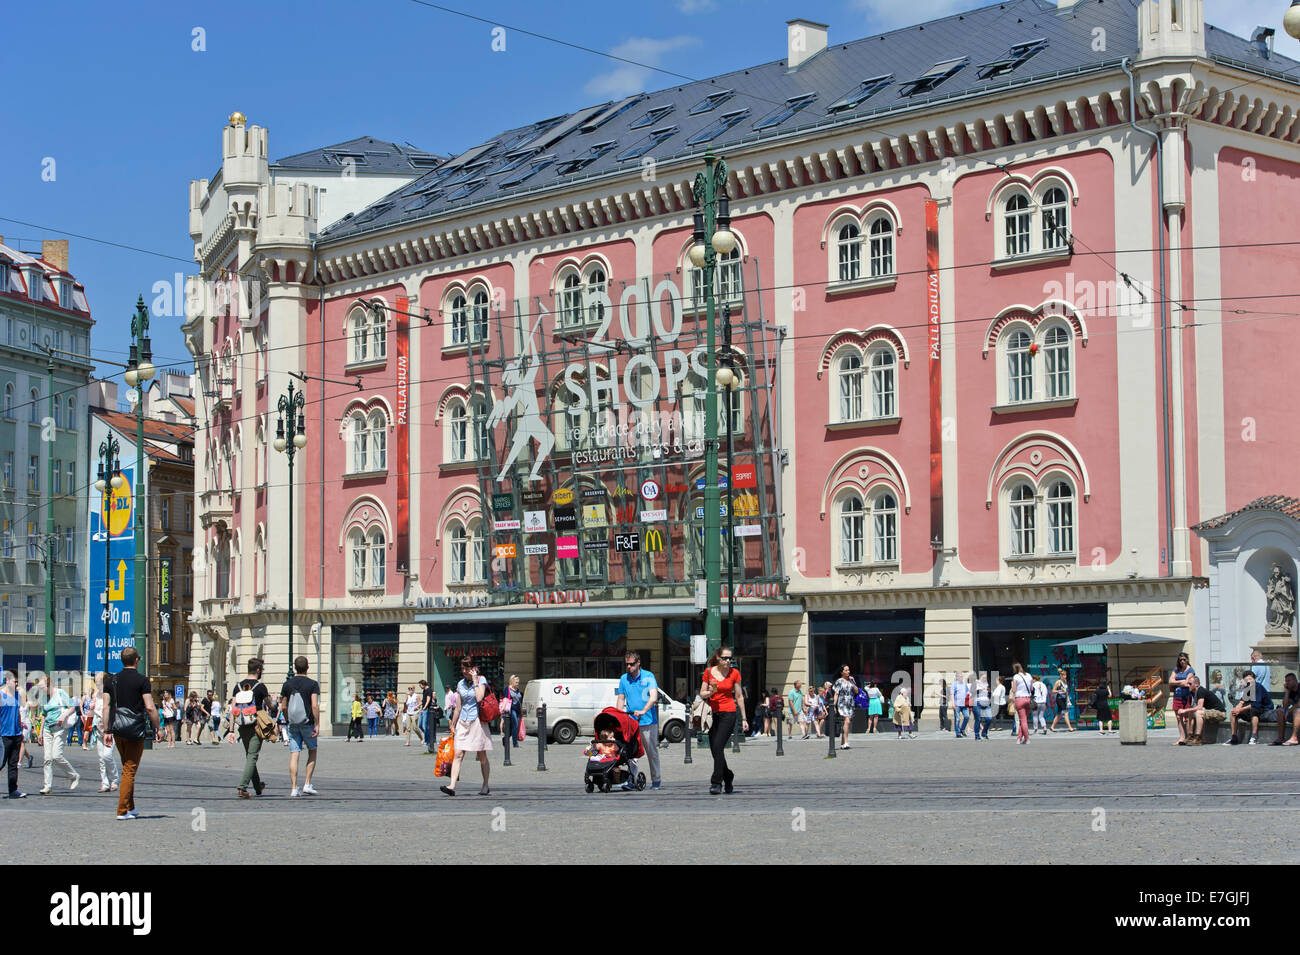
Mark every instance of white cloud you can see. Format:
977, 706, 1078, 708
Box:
849, 0, 975, 32
584, 35, 701, 98
676, 0, 718, 12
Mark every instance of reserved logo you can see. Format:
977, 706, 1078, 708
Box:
50, 885, 151, 935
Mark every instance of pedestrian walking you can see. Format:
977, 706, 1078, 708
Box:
972, 673, 992, 741
1032, 674, 1049, 734
1049, 669, 1075, 733
228, 658, 270, 799
832, 666, 859, 749
787, 681, 806, 738
160, 693, 176, 747
952, 672, 971, 738
89, 686, 119, 793
1091, 677, 1114, 734
991, 678, 1008, 726
281, 655, 321, 797
101, 647, 163, 819
209, 693, 224, 745
617, 651, 662, 791
364, 696, 380, 737
440, 657, 492, 797
38, 678, 81, 794
384, 692, 398, 735
184, 692, 203, 744
865, 682, 883, 733
347, 694, 364, 741
893, 686, 915, 738
699, 648, 747, 794
419, 680, 434, 742
1, 671, 26, 799
501, 675, 522, 749
403, 686, 423, 746
938, 678, 949, 732
1011, 663, 1034, 744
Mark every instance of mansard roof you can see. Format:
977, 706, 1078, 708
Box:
319, 0, 1300, 245
272, 136, 443, 175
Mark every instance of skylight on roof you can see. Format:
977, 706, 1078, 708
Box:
581, 95, 647, 133
331, 152, 368, 165
486, 148, 540, 176
754, 93, 817, 130
445, 180, 485, 201
499, 156, 554, 188
899, 58, 967, 96
628, 105, 674, 129
686, 109, 751, 146
826, 76, 893, 113
688, 89, 735, 115
556, 141, 619, 175
618, 126, 678, 160
977, 38, 1049, 79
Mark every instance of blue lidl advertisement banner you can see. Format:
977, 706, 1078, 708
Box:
88, 465, 135, 674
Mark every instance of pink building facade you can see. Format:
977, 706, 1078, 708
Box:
185, 0, 1300, 730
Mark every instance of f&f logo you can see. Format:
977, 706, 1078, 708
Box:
643, 527, 665, 552
615, 532, 640, 553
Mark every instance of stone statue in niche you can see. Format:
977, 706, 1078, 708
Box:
1266, 563, 1295, 633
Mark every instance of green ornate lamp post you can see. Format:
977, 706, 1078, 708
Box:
688, 152, 736, 658
274, 379, 307, 681
123, 297, 155, 673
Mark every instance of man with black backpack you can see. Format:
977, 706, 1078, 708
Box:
280, 655, 321, 797
229, 658, 270, 799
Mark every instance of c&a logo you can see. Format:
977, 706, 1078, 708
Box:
49, 885, 152, 935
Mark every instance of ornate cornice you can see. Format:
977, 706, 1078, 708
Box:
798, 577, 1195, 611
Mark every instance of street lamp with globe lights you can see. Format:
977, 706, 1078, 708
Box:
1285, 2, 1300, 41
125, 297, 154, 676
275, 379, 307, 680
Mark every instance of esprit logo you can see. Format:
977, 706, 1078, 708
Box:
50, 886, 152, 935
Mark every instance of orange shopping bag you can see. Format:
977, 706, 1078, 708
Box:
435, 734, 455, 778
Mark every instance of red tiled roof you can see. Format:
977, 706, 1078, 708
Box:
1192, 495, 1300, 532
94, 409, 195, 445
172, 396, 196, 417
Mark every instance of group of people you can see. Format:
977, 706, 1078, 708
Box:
346, 682, 442, 744
746, 672, 917, 746
1169, 649, 1296, 746
941, 668, 1084, 741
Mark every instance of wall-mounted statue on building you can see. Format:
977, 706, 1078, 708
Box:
1266, 563, 1295, 633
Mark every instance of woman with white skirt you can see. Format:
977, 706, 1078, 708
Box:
440, 657, 492, 797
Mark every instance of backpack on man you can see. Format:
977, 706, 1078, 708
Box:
286, 684, 312, 726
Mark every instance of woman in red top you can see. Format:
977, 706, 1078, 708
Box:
699, 648, 749, 794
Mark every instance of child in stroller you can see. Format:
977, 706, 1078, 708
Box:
583, 707, 646, 793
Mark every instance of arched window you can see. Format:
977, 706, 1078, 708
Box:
350, 414, 368, 472
1046, 480, 1075, 555
368, 528, 386, 587
448, 523, 468, 584
3, 383, 12, 417
560, 272, 583, 328
586, 268, 607, 326
1009, 483, 1036, 556
717, 247, 742, 304
837, 222, 861, 283
368, 410, 387, 469
29, 388, 39, 424
868, 215, 894, 277
349, 309, 369, 364
349, 529, 368, 588
65, 395, 75, 431
470, 288, 489, 342
449, 292, 469, 345
1043, 325, 1071, 398
1004, 193, 1031, 258
872, 492, 898, 563
470, 397, 489, 460
869, 347, 896, 418
53, 396, 61, 429
838, 351, 863, 421
448, 400, 468, 462
370, 306, 387, 359
839, 494, 865, 565
1041, 186, 1069, 251
1006, 330, 1032, 403
470, 520, 486, 583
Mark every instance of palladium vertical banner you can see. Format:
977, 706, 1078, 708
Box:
88, 464, 136, 673
395, 294, 410, 574
926, 198, 943, 564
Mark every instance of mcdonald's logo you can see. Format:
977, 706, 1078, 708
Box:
643, 527, 665, 553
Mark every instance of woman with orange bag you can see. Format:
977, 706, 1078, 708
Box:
439, 657, 492, 796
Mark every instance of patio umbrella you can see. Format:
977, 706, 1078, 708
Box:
1052, 631, 1184, 684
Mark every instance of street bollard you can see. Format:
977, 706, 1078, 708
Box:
683, 716, 693, 764
827, 709, 837, 759
536, 704, 547, 771
776, 707, 784, 756
427, 714, 439, 754
502, 715, 512, 767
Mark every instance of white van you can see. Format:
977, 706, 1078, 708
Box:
521, 678, 687, 745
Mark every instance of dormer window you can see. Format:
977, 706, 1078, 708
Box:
689, 89, 735, 115
57, 278, 73, 310
899, 58, 967, 96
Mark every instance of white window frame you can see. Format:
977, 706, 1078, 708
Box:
349, 308, 369, 365
1042, 323, 1072, 399
871, 491, 899, 564
1008, 482, 1037, 557
868, 345, 897, 419
867, 213, 895, 278
1045, 479, 1076, 556
447, 399, 469, 463
1003, 192, 1032, 258
836, 349, 863, 422
836, 221, 861, 283
838, 493, 866, 566
1040, 185, 1070, 251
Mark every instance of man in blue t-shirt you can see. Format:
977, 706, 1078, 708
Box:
616, 651, 661, 791
1, 671, 27, 798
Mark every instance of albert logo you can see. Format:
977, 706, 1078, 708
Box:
50, 885, 152, 935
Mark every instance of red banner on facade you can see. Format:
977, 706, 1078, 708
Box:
925, 200, 943, 567
395, 294, 410, 575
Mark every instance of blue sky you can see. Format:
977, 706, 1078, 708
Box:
1, 0, 1282, 384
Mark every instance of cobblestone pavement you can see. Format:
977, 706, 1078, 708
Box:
6, 726, 1298, 863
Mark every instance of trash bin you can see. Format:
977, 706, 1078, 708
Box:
1118, 699, 1148, 745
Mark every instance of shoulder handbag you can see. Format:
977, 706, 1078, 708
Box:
255, 701, 279, 742
478, 681, 500, 723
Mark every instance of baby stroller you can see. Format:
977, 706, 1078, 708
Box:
584, 707, 646, 793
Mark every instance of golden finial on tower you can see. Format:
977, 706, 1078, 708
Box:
229, 111, 247, 127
